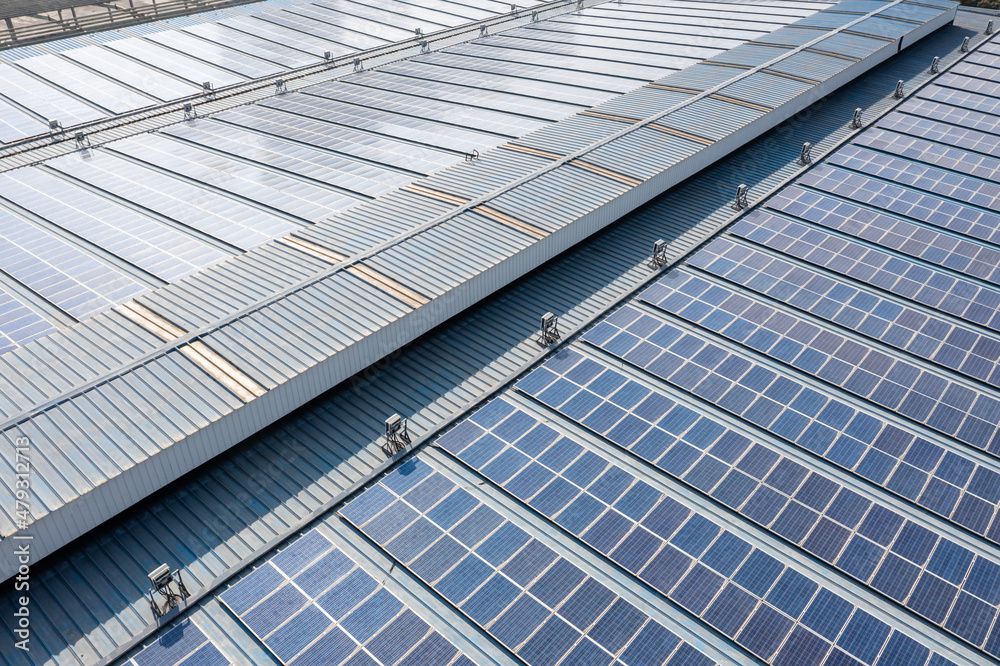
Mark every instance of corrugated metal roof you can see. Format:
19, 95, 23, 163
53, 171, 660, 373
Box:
0, 8, 988, 665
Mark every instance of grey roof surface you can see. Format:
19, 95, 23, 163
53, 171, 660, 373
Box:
0, 5, 992, 666
0, 0, 875, 579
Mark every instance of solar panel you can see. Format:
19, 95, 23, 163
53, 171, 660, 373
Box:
432, 396, 967, 663
518, 342, 999, 654
729, 211, 1000, 334
341, 455, 713, 666
220, 528, 468, 665
129, 619, 229, 666
687, 239, 1000, 391
635, 269, 1000, 452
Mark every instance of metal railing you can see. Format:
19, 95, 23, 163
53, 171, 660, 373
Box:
1, 0, 261, 49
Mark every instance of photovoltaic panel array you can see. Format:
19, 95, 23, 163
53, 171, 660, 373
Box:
436, 396, 963, 666
519, 346, 1000, 656
220, 528, 471, 666
341, 456, 714, 666
127, 619, 229, 666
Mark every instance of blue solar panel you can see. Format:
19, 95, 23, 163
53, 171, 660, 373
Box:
637, 269, 999, 453
220, 528, 467, 665
341, 455, 707, 666
130, 619, 230, 666
431, 398, 964, 664
518, 347, 993, 656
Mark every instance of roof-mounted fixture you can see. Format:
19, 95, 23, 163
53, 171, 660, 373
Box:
384, 414, 411, 455
510, 4, 517, 12
465, 149, 480, 162
850, 107, 863, 129
275, 79, 287, 95
987, 20, 994, 35
930, 56, 940, 74
147, 564, 190, 619
48, 119, 62, 133
420, 40, 430, 54
649, 239, 669, 269
538, 312, 561, 346
732, 184, 749, 210
74, 132, 89, 150
202, 81, 214, 96
799, 142, 812, 165
893, 80, 905, 99
182, 102, 196, 120
353, 57, 363, 72
480, 24, 488, 37
532, 10, 539, 21
961, 36, 970, 53
577, 0, 584, 8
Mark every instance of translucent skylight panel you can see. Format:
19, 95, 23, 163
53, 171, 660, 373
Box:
0, 207, 144, 319
105, 38, 245, 88
48, 148, 298, 251
15, 54, 155, 114
0, 63, 104, 126
0, 169, 228, 282
145, 30, 284, 79
62, 46, 201, 102
0, 287, 56, 356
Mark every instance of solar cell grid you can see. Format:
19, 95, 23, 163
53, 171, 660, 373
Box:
0, 288, 56, 355
796, 162, 1000, 246
906, 92, 1000, 136
688, 238, 1000, 394
341, 454, 710, 666
637, 267, 1000, 454
220, 528, 466, 665
730, 210, 1000, 335
858, 123, 1000, 177
129, 619, 229, 666
581, 299, 1000, 532
438, 396, 965, 664
518, 350, 1000, 656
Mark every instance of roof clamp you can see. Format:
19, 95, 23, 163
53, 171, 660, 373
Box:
538, 312, 561, 346
510, 3, 517, 13
930, 56, 940, 74
988, 20, 995, 36
201, 81, 214, 97
465, 149, 480, 162
480, 24, 488, 37
732, 183, 749, 211
961, 36, 970, 53
74, 131, 90, 150
420, 39, 430, 54
531, 10, 539, 22
577, 0, 584, 8
48, 119, 63, 134
274, 78, 287, 95
414, 27, 422, 38
850, 107, 863, 129
648, 239, 670, 269
799, 142, 812, 165
353, 57, 363, 72
384, 414, 411, 455
182, 102, 197, 120
893, 79, 905, 99
146, 564, 190, 619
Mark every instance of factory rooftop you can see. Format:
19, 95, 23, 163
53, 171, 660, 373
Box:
6, 1, 1000, 666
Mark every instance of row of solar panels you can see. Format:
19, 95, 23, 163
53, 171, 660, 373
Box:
0, 0, 536, 144
205, 21, 1000, 666
0, 0, 955, 582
